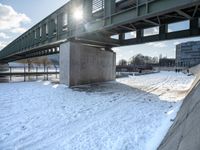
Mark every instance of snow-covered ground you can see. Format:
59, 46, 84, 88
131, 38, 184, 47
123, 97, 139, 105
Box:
0, 71, 194, 150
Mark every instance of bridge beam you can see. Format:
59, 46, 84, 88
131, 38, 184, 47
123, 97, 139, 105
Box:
59, 42, 116, 86
121, 18, 200, 46
74, 33, 120, 47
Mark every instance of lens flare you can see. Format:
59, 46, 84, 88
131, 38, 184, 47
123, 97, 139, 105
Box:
73, 8, 83, 21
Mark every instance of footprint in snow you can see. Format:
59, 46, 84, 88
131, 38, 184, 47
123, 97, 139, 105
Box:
21, 125, 27, 130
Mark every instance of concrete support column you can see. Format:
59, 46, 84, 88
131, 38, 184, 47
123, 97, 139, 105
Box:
59, 42, 116, 86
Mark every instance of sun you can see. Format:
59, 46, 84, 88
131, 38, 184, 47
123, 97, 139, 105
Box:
73, 7, 83, 21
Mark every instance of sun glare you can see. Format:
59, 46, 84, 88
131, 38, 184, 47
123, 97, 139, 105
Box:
73, 8, 83, 21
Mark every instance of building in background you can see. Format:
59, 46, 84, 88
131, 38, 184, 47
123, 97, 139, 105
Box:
176, 41, 200, 67
159, 58, 175, 67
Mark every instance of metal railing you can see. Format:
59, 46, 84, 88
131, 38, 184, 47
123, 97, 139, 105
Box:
0, 66, 59, 82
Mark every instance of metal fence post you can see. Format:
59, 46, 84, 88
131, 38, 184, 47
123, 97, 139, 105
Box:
55, 67, 57, 79
47, 67, 49, 80
24, 66, 26, 82
36, 67, 38, 80
44, 65, 46, 80
9, 67, 12, 81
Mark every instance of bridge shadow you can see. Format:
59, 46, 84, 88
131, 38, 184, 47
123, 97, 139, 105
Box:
72, 80, 140, 93
71, 79, 173, 104
70, 75, 190, 103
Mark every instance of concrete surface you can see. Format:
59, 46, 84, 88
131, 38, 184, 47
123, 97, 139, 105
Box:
158, 64, 200, 150
59, 42, 116, 86
59, 42, 70, 85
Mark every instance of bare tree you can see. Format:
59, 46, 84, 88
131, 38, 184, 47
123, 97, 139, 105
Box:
129, 54, 158, 65
118, 59, 128, 66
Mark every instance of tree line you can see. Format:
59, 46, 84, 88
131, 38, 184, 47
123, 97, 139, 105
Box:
118, 54, 159, 66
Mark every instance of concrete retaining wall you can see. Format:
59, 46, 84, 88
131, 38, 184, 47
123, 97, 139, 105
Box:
158, 64, 200, 150
60, 42, 116, 86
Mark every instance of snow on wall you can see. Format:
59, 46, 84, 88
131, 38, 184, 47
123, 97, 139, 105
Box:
158, 65, 200, 150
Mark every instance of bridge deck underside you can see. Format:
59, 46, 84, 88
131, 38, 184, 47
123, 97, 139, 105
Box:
77, 4, 200, 47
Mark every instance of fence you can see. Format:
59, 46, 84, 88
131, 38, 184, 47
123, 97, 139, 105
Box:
0, 66, 59, 82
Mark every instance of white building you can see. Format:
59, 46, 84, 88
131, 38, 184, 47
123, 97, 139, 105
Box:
176, 41, 200, 67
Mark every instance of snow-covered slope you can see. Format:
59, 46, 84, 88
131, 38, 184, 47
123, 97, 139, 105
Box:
0, 72, 194, 150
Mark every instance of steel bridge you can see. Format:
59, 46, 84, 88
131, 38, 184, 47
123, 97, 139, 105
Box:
0, 0, 200, 62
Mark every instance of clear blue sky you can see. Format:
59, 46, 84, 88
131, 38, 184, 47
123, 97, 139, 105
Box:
0, 0, 200, 63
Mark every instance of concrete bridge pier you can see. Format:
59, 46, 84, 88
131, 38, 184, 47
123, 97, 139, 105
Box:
59, 42, 116, 87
